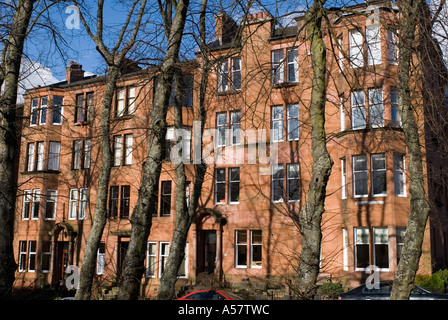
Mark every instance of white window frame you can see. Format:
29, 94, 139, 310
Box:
124, 134, 133, 166
228, 167, 240, 204
113, 135, 122, 166
96, 242, 106, 275
371, 153, 387, 197
39, 96, 48, 125
231, 57, 241, 90
366, 25, 381, 66
287, 163, 300, 202
30, 98, 38, 126
271, 49, 284, 84
44, 189, 57, 220
116, 88, 125, 117
48, 141, 61, 171
286, 47, 299, 83
250, 230, 262, 268
373, 227, 389, 271
146, 241, 157, 278
31, 189, 40, 220
271, 106, 283, 142
349, 29, 364, 68
177, 243, 189, 278
216, 112, 227, 147
287, 103, 299, 141
390, 88, 401, 127
271, 164, 284, 203
52, 96, 64, 125
73, 140, 81, 170
159, 242, 170, 278
353, 155, 368, 198
388, 29, 399, 65
368, 88, 384, 128
69, 189, 78, 220
218, 60, 229, 92
394, 153, 406, 197
235, 230, 247, 268
127, 86, 136, 115
214, 168, 226, 205
22, 190, 31, 220
28, 241, 37, 272
36, 142, 44, 171
26, 142, 35, 172
41, 241, 51, 273
342, 228, 349, 271
230, 111, 241, 146
354, 227, 370, 271
351, 90, 366, 130
79, 188, 88, 220
19, 241, 27, 272
84, 139, 91, 169
341, 158, 347, 199
340, 95, 346, 131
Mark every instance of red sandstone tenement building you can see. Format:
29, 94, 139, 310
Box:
13, 0, 448, 298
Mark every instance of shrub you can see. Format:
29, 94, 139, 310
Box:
317, 282, 344, 300
415, 270, 448, 293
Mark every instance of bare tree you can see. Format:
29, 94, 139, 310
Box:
73, 0, 148, 300
0, 0, 37, 300
294, 0, 334, 299
117, 0, 190, 300
390, 0, 437, 300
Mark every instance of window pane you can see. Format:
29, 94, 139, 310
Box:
48, 142, 61, 170
271, 165, 284, 202
52, 96, 63, 124
349, 30, 363, 68
215, 168, 226, 203
369, 88, 383, 127
367, 25, 381, 65
229, 168, 240, 203
161, 181, 171, 216
372, 154, 386, 196
287, 48, 299, 82
353, 155, 368, 196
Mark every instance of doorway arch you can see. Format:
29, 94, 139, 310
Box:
191, 208, 226, 285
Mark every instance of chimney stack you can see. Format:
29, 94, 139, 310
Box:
66, 61, 85, 83
215, 11, 238, 45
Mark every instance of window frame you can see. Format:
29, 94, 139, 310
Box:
228, 167, 240, 204
373, 227, 389, 271
214, 168, 226, 204
22, 190, 31, 220
51, 96, 64, 125
39, 96, 48, 125
394, 153, 406, 197
349, 29, 364, 68
287, 103, 299, 141
271, 164, 284, 203
371, 153, 387, 197
160, 181, 172, 217
286, 47, 299, 83
48, 141, 61, 171
366, 25, 381, 66
368, 88, 384, 128
353, 155, 368, 198
30, 98, 39, 126
271, 106, 284, 143
287, 163, 300, 202
354, 227, 370, 271
351, 90, 366, 130
44, 189, 57, 220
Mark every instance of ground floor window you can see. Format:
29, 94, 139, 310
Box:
235, 230, 262, 268
144, 241, 188, 278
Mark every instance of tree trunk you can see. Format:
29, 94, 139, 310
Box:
0, 0, 36, 300
295, 0, 333, 300
75, 65, 119, 300
390, 0, 432, 300
117, 0, 190, 300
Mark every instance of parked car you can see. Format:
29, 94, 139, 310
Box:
176, 290, 242, 300
338, 281, 448, 300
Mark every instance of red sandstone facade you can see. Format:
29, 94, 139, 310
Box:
13, 0, 447, 298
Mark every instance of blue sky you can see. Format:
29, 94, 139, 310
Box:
22, 0, 365, 81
